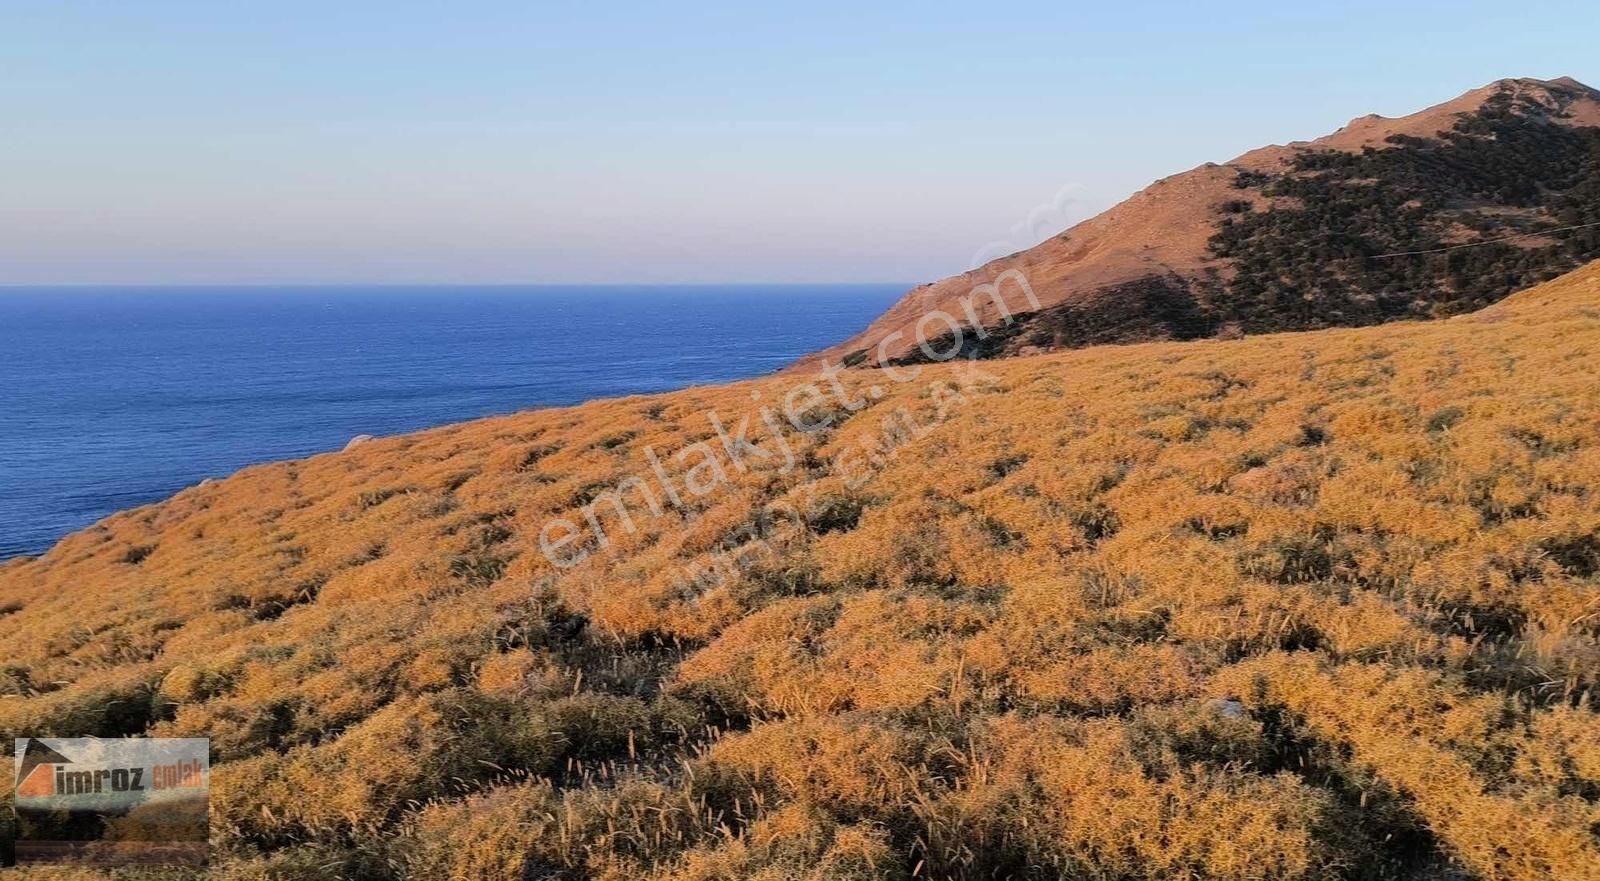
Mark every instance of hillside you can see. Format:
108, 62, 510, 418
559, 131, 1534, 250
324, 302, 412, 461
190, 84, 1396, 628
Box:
5, 262, 1600, 880
794, 76, 1600, 371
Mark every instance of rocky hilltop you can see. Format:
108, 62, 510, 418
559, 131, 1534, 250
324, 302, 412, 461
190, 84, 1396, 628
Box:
795, 76, 1600, 370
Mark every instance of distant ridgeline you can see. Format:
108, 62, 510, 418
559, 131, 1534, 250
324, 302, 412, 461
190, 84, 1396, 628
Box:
822, 78, 1600, 370
1208, 84, 1600, 330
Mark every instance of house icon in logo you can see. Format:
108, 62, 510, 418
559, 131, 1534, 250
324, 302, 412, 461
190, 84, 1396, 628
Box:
14, 739, 72, 797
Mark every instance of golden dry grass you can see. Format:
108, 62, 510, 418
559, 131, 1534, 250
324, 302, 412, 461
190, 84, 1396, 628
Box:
4, 263, 1600, 879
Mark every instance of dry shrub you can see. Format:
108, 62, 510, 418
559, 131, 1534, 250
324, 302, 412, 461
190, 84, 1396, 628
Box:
399, 782, 564, 881
666, 805, 902, 881
476, 646, 565, 697
1217, 654, 1600, 881
5, 263, 1600, 876
1013, 643, 1201, 712
905, 716, 1354, 881
403, 776, 730, 880
213, 689, 556, 845
700, 717, 928, 817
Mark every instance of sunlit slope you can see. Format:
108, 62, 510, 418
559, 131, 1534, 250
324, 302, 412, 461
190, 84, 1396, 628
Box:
795, 76, 1600, 371
4, 263, 1600, 880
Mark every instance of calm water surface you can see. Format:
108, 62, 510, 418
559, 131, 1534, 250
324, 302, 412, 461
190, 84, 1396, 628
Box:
0, 285, 902, 558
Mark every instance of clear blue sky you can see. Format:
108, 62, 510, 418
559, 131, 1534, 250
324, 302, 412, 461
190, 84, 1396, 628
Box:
4, 1, 1596, 285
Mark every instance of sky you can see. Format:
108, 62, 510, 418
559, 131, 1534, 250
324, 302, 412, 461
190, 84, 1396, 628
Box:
4, 1, 1598, 285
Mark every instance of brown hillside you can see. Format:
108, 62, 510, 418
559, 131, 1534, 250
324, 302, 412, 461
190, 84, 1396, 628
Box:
4, 263, 1600, 879
794, 76, 1600, 371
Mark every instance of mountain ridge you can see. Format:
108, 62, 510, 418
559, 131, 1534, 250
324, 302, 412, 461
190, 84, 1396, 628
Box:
792, 76, 1600, 372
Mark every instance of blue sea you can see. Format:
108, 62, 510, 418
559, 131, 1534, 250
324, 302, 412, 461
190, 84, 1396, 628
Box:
0, 285, 902, 559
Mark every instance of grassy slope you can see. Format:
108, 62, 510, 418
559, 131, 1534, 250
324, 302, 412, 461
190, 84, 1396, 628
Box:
4, 264, 1600, 880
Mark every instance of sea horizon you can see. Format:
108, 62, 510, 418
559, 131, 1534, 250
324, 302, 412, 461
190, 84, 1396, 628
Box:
0, 283, 904, 559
